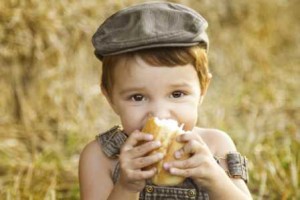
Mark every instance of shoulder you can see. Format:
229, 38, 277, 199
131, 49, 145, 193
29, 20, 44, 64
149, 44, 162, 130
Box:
79, 140, 116, 199
79, 139, 117, 177
195, 127, 237, 156
79, 139, 112, 167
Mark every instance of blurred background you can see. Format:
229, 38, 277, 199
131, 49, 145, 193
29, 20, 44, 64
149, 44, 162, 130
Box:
0, 0, 299, 199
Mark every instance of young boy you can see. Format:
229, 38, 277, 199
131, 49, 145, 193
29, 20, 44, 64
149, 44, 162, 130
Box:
79, 2, 252, 200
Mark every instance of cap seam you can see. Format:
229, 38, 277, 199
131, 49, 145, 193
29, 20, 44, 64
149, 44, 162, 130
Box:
98, 28, 204, 45
99, 42, 200, 56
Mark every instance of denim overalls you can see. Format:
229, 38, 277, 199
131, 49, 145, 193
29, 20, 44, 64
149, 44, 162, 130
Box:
96, 126, 248, 200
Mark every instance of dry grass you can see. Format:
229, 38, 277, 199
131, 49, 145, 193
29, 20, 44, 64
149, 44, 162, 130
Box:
0, 0, 299, 199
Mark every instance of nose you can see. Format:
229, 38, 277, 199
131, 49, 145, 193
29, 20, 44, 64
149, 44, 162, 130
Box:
147, 100, 172, 120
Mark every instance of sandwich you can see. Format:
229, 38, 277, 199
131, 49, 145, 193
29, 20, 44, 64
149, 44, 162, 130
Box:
142, 117, 189, 186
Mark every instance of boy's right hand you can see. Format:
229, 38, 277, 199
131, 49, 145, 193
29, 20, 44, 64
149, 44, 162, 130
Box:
117, 130, 163, 192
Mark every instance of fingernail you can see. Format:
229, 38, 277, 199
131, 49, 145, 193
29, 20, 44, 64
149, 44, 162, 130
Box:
155, 141, 161, 147
175, 151, 181, 159
170, 168, 175, 174
163, 163, 170, 170
146, 134, 153, 140
158, 153, 164, 159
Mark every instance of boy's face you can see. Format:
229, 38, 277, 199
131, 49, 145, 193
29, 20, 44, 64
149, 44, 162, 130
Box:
104, 56, 202, 134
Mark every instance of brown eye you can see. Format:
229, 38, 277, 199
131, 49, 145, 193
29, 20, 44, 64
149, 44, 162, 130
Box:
171, 91, 185, 98
131, 94, 145, 101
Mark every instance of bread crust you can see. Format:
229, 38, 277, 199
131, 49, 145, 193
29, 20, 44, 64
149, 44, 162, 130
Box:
142, 117, 189, 186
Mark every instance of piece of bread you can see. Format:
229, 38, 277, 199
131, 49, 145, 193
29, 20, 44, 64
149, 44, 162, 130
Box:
142, 117, 189, 186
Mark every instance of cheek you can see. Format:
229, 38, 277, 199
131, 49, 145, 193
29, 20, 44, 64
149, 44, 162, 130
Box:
175, 103, 199, 131
118, 107, 145, 134
182, 114, 198, 131
120, 118, 136, 134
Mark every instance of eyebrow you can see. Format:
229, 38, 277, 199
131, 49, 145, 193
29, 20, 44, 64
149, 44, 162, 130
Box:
118, 87, 146, 96
119, 82, 193, 95
168, 82, 193, 88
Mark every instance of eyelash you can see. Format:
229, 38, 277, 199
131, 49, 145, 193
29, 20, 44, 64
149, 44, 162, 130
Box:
170, 91, 186, 98
129, 94, 146, 102
128, 91, 187, 102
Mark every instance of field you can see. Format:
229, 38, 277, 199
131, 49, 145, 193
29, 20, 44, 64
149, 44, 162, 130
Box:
0, 0, 299, 199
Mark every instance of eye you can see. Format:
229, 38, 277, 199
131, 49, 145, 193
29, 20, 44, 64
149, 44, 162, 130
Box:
130, 94, 145, 101
171, 91, 185, 98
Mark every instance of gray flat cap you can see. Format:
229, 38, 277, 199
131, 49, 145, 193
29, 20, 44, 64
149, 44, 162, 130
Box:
92, 2, 209, 60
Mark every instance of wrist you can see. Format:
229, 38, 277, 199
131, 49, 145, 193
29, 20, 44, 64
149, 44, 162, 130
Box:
205, 166, 251, 200
115, 181, 140, 193
108, 182, 140, 200
209, 166, 231, 191
200, 162, 229, 192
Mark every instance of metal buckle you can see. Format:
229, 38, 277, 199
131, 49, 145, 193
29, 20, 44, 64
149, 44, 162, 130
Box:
226, 152, 248, 183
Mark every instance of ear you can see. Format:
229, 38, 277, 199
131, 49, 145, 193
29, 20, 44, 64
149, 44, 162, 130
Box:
199, 73, 212, 105
101, 85, 120, 115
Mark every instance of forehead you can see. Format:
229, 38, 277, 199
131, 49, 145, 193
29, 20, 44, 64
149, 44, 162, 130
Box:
112, 55, 200, 88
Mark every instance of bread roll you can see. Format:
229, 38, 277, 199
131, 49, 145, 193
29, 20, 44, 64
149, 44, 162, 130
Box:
142, 117, 189, 186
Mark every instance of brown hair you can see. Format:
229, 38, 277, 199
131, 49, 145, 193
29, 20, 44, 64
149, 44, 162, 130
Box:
101, 46, 211, 97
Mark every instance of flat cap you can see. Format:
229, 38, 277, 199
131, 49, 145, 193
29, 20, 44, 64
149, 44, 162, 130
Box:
92, 2, 209, 60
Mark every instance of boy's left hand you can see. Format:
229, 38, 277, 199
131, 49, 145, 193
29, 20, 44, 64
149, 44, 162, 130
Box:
163, 131, 223, 189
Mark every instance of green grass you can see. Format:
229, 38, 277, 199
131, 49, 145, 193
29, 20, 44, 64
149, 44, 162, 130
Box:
0, 0, 299, 199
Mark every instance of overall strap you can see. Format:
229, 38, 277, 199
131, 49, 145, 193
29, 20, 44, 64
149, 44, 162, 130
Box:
226, 152, 248, 183
215, 152, 248, 183
96, 125, 128, 158
112, 162, 121, 184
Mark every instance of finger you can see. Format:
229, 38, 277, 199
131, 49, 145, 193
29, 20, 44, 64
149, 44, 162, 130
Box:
165, 154, 200, 169
122, 131, 153, 152
174, 140, 202, 159
129, 140, 161, 158
169, 167, 197, 178
132, 153, 164, 169
185, 140, 202, 154
127, 168, 157, 181
177, 131, 204, 144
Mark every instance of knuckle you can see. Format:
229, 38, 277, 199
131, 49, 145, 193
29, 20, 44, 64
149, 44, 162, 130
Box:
139, 172, 148, 180
183, 160, 191, 168
140, 172, 148, 179
135, 146, 143, 153
146, 141, 159, 151
189, 140, 200, 152
132, 131, 141, 138
136, 157, 152, 168
202, 157, 212, 168
143, 141, 159, 152
184, 169, 191, 177
127, 171, 135, 180
137, 158, 146, 166
119, 162, 127, 170
121, 145, 129, 154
